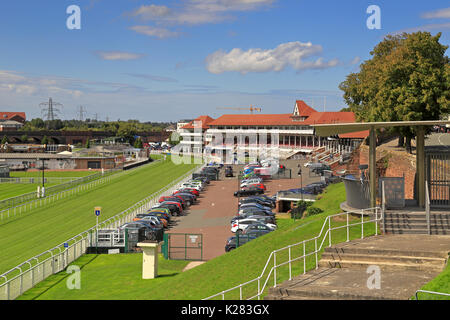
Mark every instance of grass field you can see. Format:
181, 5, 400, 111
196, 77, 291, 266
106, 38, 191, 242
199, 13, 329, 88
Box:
0, 158, 197, 275
0, 184, 58, 201
18, 182, 380, 300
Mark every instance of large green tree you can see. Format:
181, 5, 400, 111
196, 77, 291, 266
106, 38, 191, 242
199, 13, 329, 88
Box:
339, 31, 450, 152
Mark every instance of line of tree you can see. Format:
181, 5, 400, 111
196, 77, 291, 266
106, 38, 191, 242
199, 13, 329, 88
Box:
339, 31, 449, 153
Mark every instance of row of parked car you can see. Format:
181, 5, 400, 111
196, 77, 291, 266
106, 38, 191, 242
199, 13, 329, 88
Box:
226, 174, 277, 252
116, 166, 220, 244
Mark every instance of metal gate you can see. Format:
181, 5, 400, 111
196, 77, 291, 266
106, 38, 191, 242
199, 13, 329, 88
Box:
162, 233, 203, 261
426, 152, 450, 208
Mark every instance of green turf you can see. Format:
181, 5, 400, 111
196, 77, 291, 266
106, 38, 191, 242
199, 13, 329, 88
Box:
0, 158, 197, 275
18, 182, 382, 300
17, 254, 190, 300
0, 183, 57, 201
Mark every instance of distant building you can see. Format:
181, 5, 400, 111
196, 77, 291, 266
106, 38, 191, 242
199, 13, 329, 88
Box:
0, 112, 26, 123
178, 100, 368, 159
177, 119, 194, 133
0, 120, 24, 131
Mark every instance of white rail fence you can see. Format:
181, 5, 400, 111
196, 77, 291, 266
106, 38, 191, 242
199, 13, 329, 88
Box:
0, 161, 164, 221
203, 207, 381, 300
0, 163, 203, 300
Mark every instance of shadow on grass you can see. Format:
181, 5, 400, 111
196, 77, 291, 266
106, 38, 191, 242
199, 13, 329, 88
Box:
19, 254, 100, 300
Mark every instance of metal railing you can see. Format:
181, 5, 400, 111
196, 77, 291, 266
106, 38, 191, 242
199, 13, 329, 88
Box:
0, 163, 204, 300
0, 169, 120, 212
425, 181, 431, 235
203, 207, 381, 300
415, 290, 450, 300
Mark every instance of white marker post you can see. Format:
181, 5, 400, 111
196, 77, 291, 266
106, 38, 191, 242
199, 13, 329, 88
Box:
94, 207, 101, 253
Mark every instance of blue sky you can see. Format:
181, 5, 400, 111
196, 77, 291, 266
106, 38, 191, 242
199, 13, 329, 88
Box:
0, 1, 449, 122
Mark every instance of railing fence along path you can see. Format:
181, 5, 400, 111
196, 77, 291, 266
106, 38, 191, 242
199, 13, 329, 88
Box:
0, 163, 203, 300
203, 207, 381, 300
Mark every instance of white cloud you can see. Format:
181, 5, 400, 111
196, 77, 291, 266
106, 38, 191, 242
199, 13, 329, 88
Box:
129, 26, 180, 38
350, 56, 361, 65
131, 4, 172, 20
205, 41, 340, 74
94, 51, 146, 61
129, 0, 275, 25
422, 7, 450, 19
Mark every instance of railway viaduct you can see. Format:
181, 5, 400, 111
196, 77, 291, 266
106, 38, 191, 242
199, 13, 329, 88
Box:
1, 130, 170, 145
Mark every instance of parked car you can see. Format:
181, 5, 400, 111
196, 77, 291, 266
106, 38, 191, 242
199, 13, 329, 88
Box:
239, 197, 275, 208
225, 235, 257, 252
238, 207, 274, 216
175, 188, 200, 197
231, 214, 276, 225
239, 202, 272, 211
119, 222, 161, 241
173, 192, 196, 205
243, 223, 276, 233
231, 219, 276, 233
159, 201, 183, 215
159, 196, 187, 209
234, 186, 264, 197
242, 229, 272, 238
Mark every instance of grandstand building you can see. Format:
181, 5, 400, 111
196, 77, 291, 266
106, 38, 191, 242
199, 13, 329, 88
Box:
179, 100, 368, 160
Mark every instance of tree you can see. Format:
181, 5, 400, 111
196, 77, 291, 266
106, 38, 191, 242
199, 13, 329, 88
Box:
41, 136, 49, 145
134, 137, 143, 149
339, 31, 450, 153
85, 139, 90, 149
21, 134, 28, 143
1, 135, 8, 144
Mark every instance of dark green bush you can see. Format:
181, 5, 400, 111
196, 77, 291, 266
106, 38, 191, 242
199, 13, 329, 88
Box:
305, 206, 324, 217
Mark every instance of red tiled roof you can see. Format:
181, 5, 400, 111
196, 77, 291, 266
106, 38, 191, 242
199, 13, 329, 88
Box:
338, 130, 370, 139
182, 115, 215, 129
208, 114, 296, 126
208, 111, 356, 127
0, 112, 26, 122
294, 100, 317, 117
302, 112, 356, 125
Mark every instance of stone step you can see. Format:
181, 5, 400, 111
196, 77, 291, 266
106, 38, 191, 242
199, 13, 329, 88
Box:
324, 245, 449, 259
264, 267, 437, 300
383, 228, 450, 235
320, 252, 446, 267
266, 286, 399, 300
318, 258, 445, 272
381, 222, 450, 229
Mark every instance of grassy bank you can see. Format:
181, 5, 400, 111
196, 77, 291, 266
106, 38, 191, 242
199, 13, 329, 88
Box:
19, 182, 377, 300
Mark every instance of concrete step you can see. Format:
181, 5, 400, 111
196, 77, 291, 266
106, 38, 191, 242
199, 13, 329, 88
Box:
318, 258, 444, 272
383, 228, 450, 235
264, 267, 438, 300
324, 244, 449, 259
382, 222, 450, 228
320, 252, 447, 267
